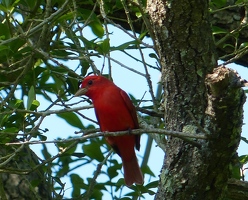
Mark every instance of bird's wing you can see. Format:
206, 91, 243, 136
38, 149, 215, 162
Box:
120, 90, 140, 151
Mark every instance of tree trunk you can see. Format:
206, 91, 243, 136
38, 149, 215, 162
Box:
0, 146, 52, 199
147, 0, 246, 199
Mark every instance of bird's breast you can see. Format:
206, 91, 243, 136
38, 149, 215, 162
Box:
93, 98, 135, 132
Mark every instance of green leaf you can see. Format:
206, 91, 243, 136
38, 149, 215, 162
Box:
0, 44, 9, 51
2, 0, 13, 8
66, 73, 80, 94
29, 99, 40, 111
96, 38, 110, 55
56, 138, 78, 155
0, 113, 9, 127
14, 99, 24, 108
51, 49, 76, 58
71, 152, 86, 158
212, 26, 228, 35
210, 0, 227, 8
53, 176, 65, 188
70, 174, 85, 197
139, 31, 148, 40
141, 165, 155, 176
0, 127, 19, 143
145, 180, 159, 188
24, 0, 37, 9
39, 69, 50, 85
9, 38, 26, 55
38, 134, 47, 141
27, 86, 35, 110
197, 69, 204, 77
149, 53, 160, 63
235, 0, 245, 4
0, 4, 8, 12
82, 140, 104, 162
56, 12, 75, 23
30, 179, 42, 188
34, 66, 46, 78
239, 42, 248, 49
230, 164, 242, 179
51, 74, 66, 94
11, 0, 21, 8
111, 40, 139, 51
241, 136, 248, 144
78, 36, 98, 50
90, 21, 104, 38
107, 160, 122, 179
41, 144, 51, 160
78, 8, 104, 38
239, 155, 248, 165
223, 43, 234, 49
80, 59, 91, 76
57, 112, 84, 129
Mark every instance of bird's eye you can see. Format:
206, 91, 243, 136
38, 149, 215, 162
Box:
88, 80, 93, 85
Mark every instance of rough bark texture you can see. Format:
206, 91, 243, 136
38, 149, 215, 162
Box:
0, 146, 51, 200
147, 0, 246, 200
205, 66, 246, 199
1, 1, 247, 199
227, 178, 248, 199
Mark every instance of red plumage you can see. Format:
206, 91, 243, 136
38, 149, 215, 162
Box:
75, 75, 143, 186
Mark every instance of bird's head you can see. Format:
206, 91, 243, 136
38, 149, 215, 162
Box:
75, 75, 113, 98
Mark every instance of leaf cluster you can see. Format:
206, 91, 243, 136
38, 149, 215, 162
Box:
0, 0, 159, 199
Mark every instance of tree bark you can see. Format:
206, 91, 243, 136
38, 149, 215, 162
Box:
227, 179, 248, 200
1, 1, 247, 199
147, 0, 246, 199
0, 146, 51, 199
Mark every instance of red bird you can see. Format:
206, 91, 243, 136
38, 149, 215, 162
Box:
75, 75, 143, 186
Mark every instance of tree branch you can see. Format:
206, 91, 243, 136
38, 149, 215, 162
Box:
5, 127, 207, 146
228, 178, 248, 200
82, 149, 114, 199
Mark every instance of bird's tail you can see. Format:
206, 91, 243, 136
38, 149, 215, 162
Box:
122, 156, 144, 187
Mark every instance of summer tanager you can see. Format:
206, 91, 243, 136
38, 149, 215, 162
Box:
75, 75, 143, 186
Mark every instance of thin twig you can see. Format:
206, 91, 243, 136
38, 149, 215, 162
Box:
1, 56, 33, 107
1, 140, 79, 175
104, 54, 146, 77
0, 105, 93, 116
0, 145, 25, 167
0, 0, 70, 46
5, 128, 207, 146
103, 17, 153, 48
120, 0, 158, 111
82, 149, 114, 199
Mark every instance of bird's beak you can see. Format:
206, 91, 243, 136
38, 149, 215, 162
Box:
75, 88, 88, 97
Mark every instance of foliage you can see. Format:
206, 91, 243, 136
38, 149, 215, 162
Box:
0, 0, 158, 199
0, 0, 247, 199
